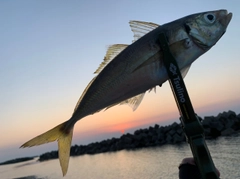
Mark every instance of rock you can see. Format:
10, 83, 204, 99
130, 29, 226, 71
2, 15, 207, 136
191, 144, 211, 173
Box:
71, 145, 79, 156
217, 110, 236, 120
176, 128, 183, 135
154, 124, 160, 129
0, 157, 34, 165
13, 175, 40, 179
233, 119, 240, 130
210, 121, 225, 132
133, 134, 142, 142
171, 122, 180, 130
168, 129, 176, 136
157, 132, 165, 142
115, 141, 125, 150
204, 128, 211, 137
157, 127, 164, 135
39, 151, 58, 161
122, 136, 132, 144
109, 144, 117, 151
237, 113, 240, 119
221, 128, 235, 136
134, 129, 143, 136
210, 128, 221, 138
148, 126, 155, 134
152, 135, 158, 143
163, 125, 172, 134
166, 134, 172, 143
227, 110, 237, 119
202, 116, 214, 127
224, 119, 235, 129
138, 132, 148, 140
29, 110, 240, 162
172, 133, 185, 143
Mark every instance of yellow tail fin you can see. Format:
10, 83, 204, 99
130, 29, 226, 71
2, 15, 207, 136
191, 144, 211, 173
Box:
21, 121, 73, 176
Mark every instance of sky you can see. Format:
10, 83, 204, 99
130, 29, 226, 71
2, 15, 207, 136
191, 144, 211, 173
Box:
0, 0, 240, 162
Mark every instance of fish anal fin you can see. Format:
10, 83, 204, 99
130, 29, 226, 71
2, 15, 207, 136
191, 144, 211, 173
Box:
104, 93, 145, 111
120, 93, 145, 111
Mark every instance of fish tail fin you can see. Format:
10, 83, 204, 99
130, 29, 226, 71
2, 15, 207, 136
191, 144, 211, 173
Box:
21, 121, 74, 176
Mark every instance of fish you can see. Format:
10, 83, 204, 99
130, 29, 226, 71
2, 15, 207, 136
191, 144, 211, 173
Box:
21, 9, 232, 176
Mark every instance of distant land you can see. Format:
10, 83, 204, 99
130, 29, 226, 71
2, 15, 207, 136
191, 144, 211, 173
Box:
1, 110, 240, 165
0, 157, 34, 165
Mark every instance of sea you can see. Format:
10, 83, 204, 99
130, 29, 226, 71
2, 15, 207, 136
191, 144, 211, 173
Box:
1, 136, 240, 179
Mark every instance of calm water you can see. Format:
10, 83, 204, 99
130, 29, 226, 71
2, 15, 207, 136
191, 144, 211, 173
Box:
1, 136, 240, 179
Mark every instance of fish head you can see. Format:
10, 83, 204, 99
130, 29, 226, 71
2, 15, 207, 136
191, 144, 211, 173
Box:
184, 9, 232, 50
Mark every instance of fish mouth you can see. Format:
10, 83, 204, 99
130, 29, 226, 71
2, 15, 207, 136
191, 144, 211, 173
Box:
218, 10, 233, 27
211, 10, 232, 47
218, 10, 232, 39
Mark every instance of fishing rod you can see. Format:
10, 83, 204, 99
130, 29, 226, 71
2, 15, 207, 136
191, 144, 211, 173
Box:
158, 33, 219, 179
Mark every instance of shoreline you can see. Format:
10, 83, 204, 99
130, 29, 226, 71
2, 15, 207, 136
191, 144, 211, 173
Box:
1, 110, 240, 165
39, 110, 240, 161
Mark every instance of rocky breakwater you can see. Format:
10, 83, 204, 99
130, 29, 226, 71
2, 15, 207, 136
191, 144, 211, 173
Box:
202, 110, 240, 138
0, 157, 34, 165
39, 110, 240, 161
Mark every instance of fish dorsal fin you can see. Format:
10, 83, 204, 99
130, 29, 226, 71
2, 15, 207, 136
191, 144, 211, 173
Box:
180, 65, 191, 78
73, 77, 96, 114
94, 44, 128, 74
129, 21, 159, 42
120, 92, 145, 111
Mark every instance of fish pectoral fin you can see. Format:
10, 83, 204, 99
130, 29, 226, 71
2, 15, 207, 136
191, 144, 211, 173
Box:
119, 92, 145, 111
180, 65, 191, 78
21, 121, 73, 176
94, 44, 128, 74
132, 51, 163, 73
129, 21, 160, 42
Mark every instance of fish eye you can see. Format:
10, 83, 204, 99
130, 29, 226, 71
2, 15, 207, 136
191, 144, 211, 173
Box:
204, 13, 215, 23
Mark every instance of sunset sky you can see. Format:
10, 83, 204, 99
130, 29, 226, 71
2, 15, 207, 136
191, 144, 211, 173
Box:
0, 0, 240, 162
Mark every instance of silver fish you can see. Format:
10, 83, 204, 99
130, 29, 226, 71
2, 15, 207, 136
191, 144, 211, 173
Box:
21, 9, 232, 176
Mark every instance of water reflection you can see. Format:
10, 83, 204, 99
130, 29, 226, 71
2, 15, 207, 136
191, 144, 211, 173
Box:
1, 136, 240, 179
13, 176, 41, 179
